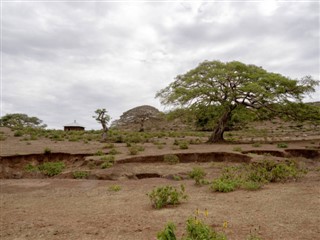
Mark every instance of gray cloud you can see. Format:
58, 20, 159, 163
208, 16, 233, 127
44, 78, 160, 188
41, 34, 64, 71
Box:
2, 1, 319, 129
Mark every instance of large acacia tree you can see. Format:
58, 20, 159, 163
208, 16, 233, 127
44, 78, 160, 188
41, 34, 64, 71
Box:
156, 60, 319, 143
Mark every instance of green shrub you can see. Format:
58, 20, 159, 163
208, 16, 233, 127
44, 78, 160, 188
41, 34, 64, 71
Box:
147, 185, 188, 209
43, 147, 51, 154
100, 155, 115, 169
73, 171, 89, 179
277, 142, 288, 148
108, 185, 121, 192
164, 154, 180, 165
24, 163, 38, 172
14, 130, 23, 137
101, 161, 113, 169
242, 181, 262, 191
157, 222, 177, 240
157, 217, 227, 240
179, 141, 189, 149
211, 178, 241, 192
100, 155, 115, 162
38, 161, 65, 176
128, 144, 145, 155
184, 217, 227, 240
109, 148, 120, 155
189, 167, 206, 185
95, 150, 105, 156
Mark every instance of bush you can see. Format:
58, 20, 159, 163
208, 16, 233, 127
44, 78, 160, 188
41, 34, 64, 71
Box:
100, 155, 115, 169
101, 161, 113, 169
157, 222, 177, 240
108, 185, 121, 192
189, 167, 206, 185
147, 185, 188, 209
128, 144, 145, 155
277, 142, 288, 148
38, 161, 65, 176
157, 217, 227, 240
43, 147, 51, 154
184, 217, 227, 240
73, 171, 89, 179
211, 178, 241, 192
179, 141, 189, 149
109, 148, 121, 155
95, 150, 105, 156
14, 130, 23, 137
24, 163, 38, 172
164, 154, 180, 165
242, 181, 262, 191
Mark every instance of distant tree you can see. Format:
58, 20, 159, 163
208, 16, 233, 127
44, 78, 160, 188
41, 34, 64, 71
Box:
0, 113, 47, 129
156, 60, 319, 143
93, 109, 111, 141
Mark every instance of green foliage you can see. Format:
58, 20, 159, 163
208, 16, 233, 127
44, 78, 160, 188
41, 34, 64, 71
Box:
24, 163, 38, 172
157, 222, 177, 240
0, 113, 47, 129
95, 150, 105, 156
157, 217, 227, 240
179, 141, 189, 149
211, 160, 307, 193
38, 162, 65, 176
109, 148, 121, 155
156, 60, 319, 142
241, 181, 262, 191
211, 178, 241, 192
100, 155, 115, 169
128, 144, 145, 155
147, 185, 188, 209
277, 142, 288, 148
43, 147, 51, 154
108, 185, 121, 192
189, 167, 206, 185
164, 154, 180, 165
73, 171, 89, 179
14, 130, 23, 137
183, 217, 227, 240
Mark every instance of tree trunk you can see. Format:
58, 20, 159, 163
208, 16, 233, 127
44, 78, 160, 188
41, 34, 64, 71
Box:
101, 123, 109, 142
207, 109, 232, 143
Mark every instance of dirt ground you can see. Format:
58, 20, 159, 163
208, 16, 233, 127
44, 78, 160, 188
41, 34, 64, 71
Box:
1, 127, 320, 240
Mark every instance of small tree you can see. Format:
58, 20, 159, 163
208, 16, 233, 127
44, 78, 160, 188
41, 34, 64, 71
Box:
93, 108, 111, 141
0, 113, 47, 129
156, 60, 319, 143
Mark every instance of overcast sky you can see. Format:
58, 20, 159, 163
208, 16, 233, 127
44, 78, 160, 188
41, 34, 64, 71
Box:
1, 0, 319, 129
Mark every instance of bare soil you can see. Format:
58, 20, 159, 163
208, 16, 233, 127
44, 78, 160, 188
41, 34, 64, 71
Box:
1, 127, 320, 240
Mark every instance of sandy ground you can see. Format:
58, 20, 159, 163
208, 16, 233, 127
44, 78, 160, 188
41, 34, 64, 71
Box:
1, 170, 320, 240
1, 127, 320, 240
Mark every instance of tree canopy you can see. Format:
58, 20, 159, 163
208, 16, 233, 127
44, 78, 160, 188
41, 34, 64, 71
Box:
156, 60, 319, 143
0, 113, 47, 129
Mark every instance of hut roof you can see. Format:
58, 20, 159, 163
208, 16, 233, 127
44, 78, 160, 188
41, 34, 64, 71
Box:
64, 120, 84, 127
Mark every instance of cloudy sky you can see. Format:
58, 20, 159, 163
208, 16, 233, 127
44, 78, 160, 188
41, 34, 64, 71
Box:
1, 0, 319, 129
